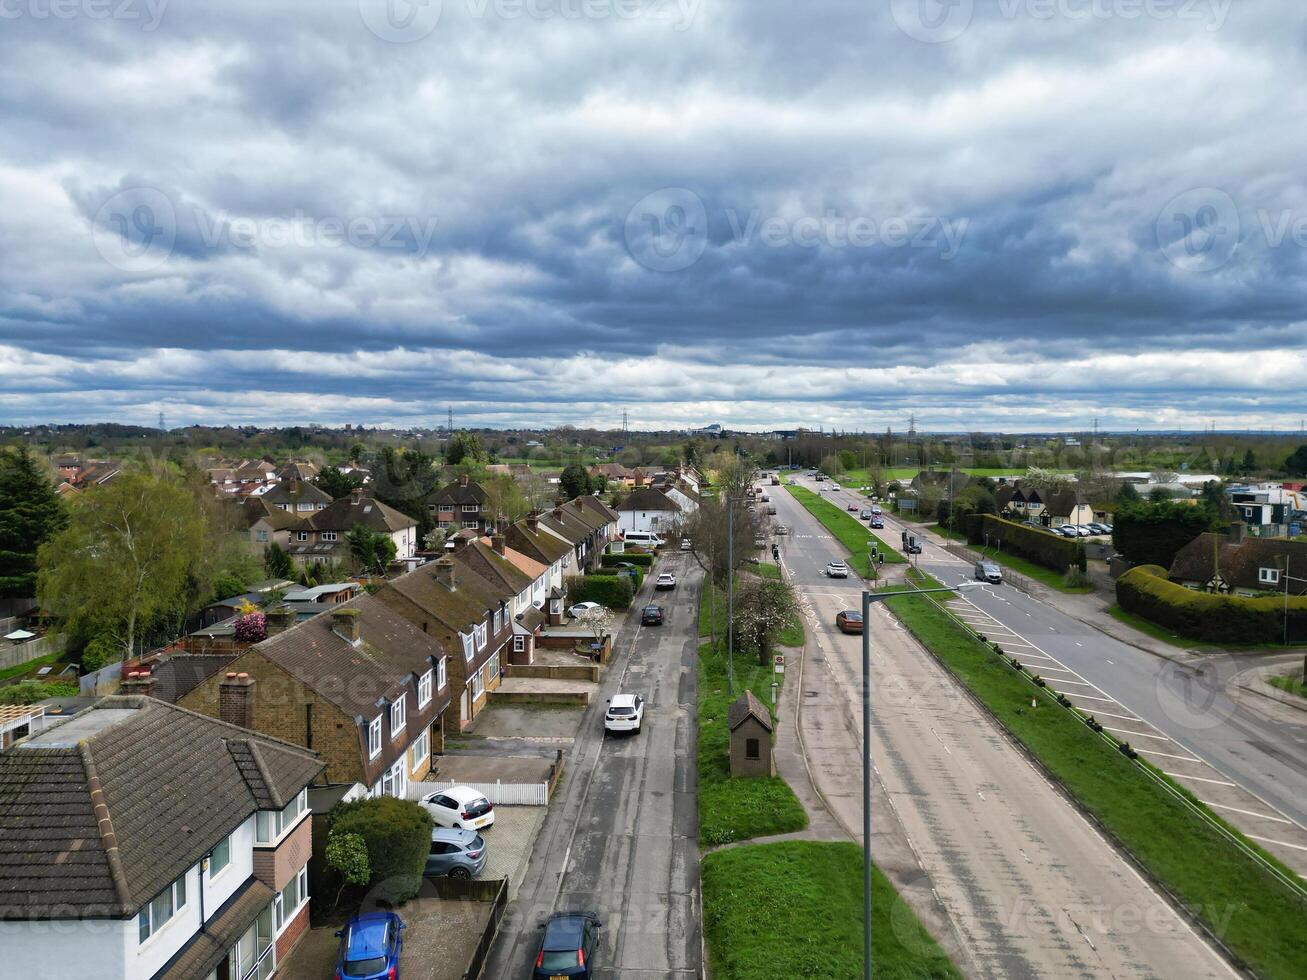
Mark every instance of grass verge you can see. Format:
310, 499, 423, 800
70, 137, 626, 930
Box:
787, 485, 905, 569
1269, 673, 1307, 698
702, 841, 962, 980
967, 545, 1095, 594
1107, 604, 1221, 650
885, 572, 1307, 979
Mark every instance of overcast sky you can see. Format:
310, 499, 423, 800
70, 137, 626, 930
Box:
1, 0, 1304, 432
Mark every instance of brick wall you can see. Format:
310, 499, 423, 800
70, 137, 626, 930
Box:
275, 901, 310, 962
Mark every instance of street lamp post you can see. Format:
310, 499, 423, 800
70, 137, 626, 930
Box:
860, 580, 978, 980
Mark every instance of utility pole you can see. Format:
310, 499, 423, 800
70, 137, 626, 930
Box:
447, 406, 454, 433
726, 500, 737, 695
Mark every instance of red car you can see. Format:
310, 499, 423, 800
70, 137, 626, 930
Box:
846, 503, 859, 511
835, 610, 864, 634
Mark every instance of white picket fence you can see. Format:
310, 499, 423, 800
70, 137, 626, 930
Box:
413, 779, 549, 806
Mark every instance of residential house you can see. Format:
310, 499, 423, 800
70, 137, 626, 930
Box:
0, 696, 323, 980
616, 487, 682, 536
996, 485, 1045, 520
428, 474, 492, 533
1040, 491, 1096, 527
505, 511, 573, 621
449, 533, 549, 665
0, 704, 47, 749
374, 558, 512, 730
259, 479, 331, 515
286, 488, 417, 565
1227, 484, 1306, 528
1168, 524, 1307, 596
238, 496, 301, 553
538, 497, 619, 570
180, 596, 452, 798
275, 462, 319, 483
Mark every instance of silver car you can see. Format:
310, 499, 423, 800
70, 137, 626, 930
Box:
975, 560, 1002, 584
425, 827, 487, 880
826, 561, 849, 578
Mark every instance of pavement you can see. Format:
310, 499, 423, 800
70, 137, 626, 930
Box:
483, 553, 701, 979
770, 478, 1237, 979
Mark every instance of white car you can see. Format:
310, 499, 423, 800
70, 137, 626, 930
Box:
830, 484, 841, 491
604, 693, 645, 734
568, 601, 602, 618
421, 785, 496, 831
655, 572, 676, 590
826, 561, 849, 578
680, 538, 692, 551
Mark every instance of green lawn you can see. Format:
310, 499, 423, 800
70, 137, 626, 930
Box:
884, 572, 1307, 980
1269, 672, 1307, 698
786, 485, 905, 570
702, 841, 962, 980
838, 467, 1032, 485
921, 522, 1094, 594
0, 651, 64, 684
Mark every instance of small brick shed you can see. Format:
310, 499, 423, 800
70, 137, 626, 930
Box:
728, 690, 774, 777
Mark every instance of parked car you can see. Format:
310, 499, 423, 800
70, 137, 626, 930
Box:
767, 505, 777, 515
826, 560, 849, 578
774, 524, 790, 535
604, 693, 645, 734
680, 538, 693, 551
641, 604, 665, 626
421, 785, 495, 831
655, 572, 676, 590
1056, 525, 1079, 538
533, 911, 602, 979
869, 517, 884, 529
425, 827, 487, 880
859, 508, 873, 519
568, 601, 602, 618
1086, 522, 1111, 534
760, 493, 770, 502
835, 610, 864, 634
975, 560, 1003, 584
335, 911, 404, 980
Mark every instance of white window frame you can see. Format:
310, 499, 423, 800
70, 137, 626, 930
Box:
255, 529, 268, 542
437, 520, 449, 529
410, 728, 429, 769
493, 608, 503, 633
138, 873, 188, 945
486, 651, 499, 681
418, 669, 433, 708
390, 697, 406, 736
462, 503, 479, 513
463, 520, 479, 529
1259, 567, 1281, 584
296, 531, 308, 542
470, 668, 484, 700
461, 632, 475, 661
513, 634, 525, 653
475, 622, 488, 651
208, 834, 232, 879
368, 716, 382, 758
321, 530, 337, 542
256, 787, 309, 845
437, 656, 448, 689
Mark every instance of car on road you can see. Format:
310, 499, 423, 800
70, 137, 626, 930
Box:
975, 560, 1003, 584
830, 483, 841, 491
869, 517, 884, 529
871, 505, 882, 514
568, 601, 602, 619
767, 505, 777, 514
680, 537, 692, 550
425, 827, 487, 880
847, 502, 859, 511
859, 508, 873, 518
421, 785, 496, 831
533, 911, 602, 979
655, 572, 676, 590
641, 604, 665, 626
835, 609, 864, 634
335, 911, 404, 980
760, 493, 770, 502
904, 538, 922, 554
825, 560, 849, 578
1058, 524, 1090, 537
774, 524, 790, 535
604, 693, 645, 734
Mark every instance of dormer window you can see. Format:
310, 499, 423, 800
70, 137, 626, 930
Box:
437, 656, 448, 689
461, 632, 475, 661
475, 622, 488, 651
390, 697, 406, 735
368, 717, 382, 758
1259, 567, 1281, 585
418, 669, 433, 708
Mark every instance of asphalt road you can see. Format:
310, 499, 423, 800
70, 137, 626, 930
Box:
483, 555, 701, 980
769, 480, 1235, 979
794, 474, 1307, 869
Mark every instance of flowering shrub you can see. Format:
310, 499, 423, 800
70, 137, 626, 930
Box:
233, 611, 266, 643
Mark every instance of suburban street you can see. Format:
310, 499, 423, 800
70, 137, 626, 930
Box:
484, 555, 701, 979
794, 474, 1307, 873
768, 482, 1236, 979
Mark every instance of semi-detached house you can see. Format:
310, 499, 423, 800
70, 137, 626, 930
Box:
179, 596, 451, 800
0, 696, 323, 980
286, 488, 417, 565
450, 533, 551, 665
374, 558, 512, 730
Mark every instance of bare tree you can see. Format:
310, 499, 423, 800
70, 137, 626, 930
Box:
576, 605, 614, 647
732, 573, 798, 666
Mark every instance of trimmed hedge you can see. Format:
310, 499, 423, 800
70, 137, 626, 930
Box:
1112, 501, 1219, 569
1116, 564, 1307, 644
566, 572, 634, 609
591, 562, 643, 589
602, 552, 653, 567
967, 513, 1079, 573
330, 795, 432, 904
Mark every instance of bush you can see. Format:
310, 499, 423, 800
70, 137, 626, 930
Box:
329, 796, 432, 905
966, 514, 1079, 573
0, 680, 79, 705
602, 551, 653, 567
590, 562, 642, 589
1116, 564, 1307, 644
566, 572, 634, 610
1113, 501, 1220, 568
81, 633, 119, 672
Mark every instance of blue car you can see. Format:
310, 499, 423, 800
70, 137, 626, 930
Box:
335, 911, 404, 979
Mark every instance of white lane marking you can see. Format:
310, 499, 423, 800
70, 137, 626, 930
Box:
1053, 680, 1098, 687
1036, 665, 1074, 674
1142, 749, 1205, 763
1074, 642, 1083, 647
1061, 692, 1116, 703
1200, 801, 1293, 824
1246, 834, 1307, 853
930, 728, 952, 755
1105, 660, 1114, 665
1090, 708, 1151, 722
1164, 772, 1237, 787
1103, 726, 1171, 742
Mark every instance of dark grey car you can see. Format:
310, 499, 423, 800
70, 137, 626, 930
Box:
425, 827, 487, 880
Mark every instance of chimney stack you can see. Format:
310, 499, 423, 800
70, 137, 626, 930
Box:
351, 487, 366, 504
552, 504, 563, 521
219, 672, 256, 729
459, 473, 469, 487
492, 534, 505, 555
433, 557, 456, 590
332, 607, 362, 644
1227, 521, 1246, 545
265, 605, 296, 636
120, 669, 155, 698
526, 511, 539, 532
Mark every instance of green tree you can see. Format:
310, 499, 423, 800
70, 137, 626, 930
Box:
732, 574, 799, 666
348, 442, 366, 464
263, 542, 294, 579
325, 830, 371, 910
347, 526, 397, 574
1116, 481, 1141, 504
315, 465, 363, 500
1198, 480, 1232, 523
38, 472, 208, 662
0, 447, 65, 598
445, 431, 485, 466
559, 463, 593, 499
1112, 500, 1220, 569
1241, 449, 1257, 474
330, 796, 432, 904
1285, 445, 1307, 477
209, 571, 248, 602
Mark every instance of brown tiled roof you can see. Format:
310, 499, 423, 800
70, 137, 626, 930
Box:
501, 545, 548, 581
505, 519, 571, 564
428, 478, 488, 508
454, 540, 534, 596
276, 461, 319, 482
1041, 490, 1083, 520
728, 691, 772, 733
616, 488, 681, 513
1169, 533, 1307, 594
0, 697, 321, 919
538, 507, 595, 546
149, 654, 241, 703
573, 494, 619, 525
244, 497, 301, 531
157, 878, 276, 980
260, 479, 331, 507
305, 490, 415, 533
376, 562, 503, 640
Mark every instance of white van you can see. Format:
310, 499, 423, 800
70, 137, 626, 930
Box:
623, 531, 665, 547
